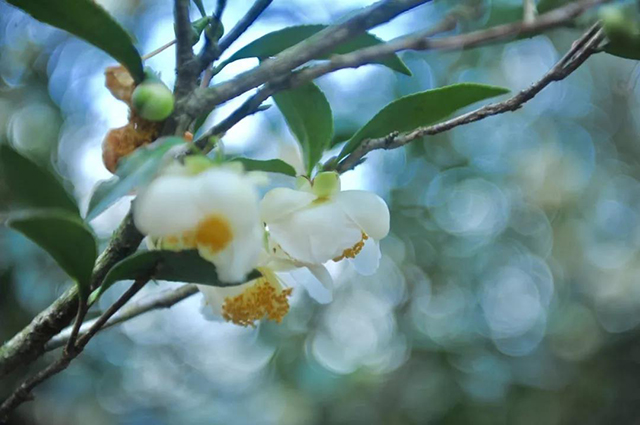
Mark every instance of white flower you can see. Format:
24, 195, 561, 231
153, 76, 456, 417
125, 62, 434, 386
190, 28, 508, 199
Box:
197, 248, 333, 326
133, 162, 263, 283
198, 266, 293, 327
260, 171, 390, 275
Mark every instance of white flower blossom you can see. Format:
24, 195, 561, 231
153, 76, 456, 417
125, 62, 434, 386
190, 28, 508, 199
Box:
133, 161, 263, 283
197, 246, 333, 326
260, 171, 390, 275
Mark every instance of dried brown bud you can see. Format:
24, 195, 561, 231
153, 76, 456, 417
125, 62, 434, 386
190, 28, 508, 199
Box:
105, 65, 135, 105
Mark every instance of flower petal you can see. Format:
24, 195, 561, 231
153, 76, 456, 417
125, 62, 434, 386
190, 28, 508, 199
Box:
287, 264, 333, 304
268, 201, 361, 264
335, 190, 390, 240
200, 226, 262, 283
133, 174, 202, 236
192, 168, 261, 233
349, 237, 381, 276
260, 187, 316, 223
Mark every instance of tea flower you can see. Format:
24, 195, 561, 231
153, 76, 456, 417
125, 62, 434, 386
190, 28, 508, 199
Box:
261, 171, 390, 275
133, 162, 263, 283
198, 266, 293, 327
198, 246, 333, 326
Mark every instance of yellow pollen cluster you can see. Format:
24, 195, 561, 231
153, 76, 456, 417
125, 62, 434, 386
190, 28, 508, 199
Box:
333, 233, 369, 262
222, 279, 293, 327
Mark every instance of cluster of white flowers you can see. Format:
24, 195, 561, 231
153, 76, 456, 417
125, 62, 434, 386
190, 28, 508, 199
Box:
133, 157, 390, 327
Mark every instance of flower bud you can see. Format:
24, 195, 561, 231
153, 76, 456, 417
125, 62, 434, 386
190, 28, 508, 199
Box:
600, 5, 639, 43
132, 80, 175, 122
312, 171, 341, 198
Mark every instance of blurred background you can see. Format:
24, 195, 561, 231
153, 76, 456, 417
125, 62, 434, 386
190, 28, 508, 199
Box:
2, 0, 640, 424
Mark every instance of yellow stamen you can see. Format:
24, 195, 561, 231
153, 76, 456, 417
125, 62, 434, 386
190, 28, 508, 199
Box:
222, 275, 293, 327
195, 214, 233, 253
333, 233, 369, 262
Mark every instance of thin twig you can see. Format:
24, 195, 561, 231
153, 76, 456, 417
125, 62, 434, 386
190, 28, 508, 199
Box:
142, 39, 177, 61
46, 285, 199, 352
196, 0, 602, 150
0, 279, 149, 422
186, 0, 430, 118
200, 0, 274, 88
194, 88, 273, 148
286, 0, 607, 90
219, 0, 273, 54
63, 299, 87, 355
335, 24, 605, 172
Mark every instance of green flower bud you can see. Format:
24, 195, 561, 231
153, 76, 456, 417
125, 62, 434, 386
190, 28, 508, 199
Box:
184, 155, 214, 175
132, 81, 175, 122
206, 17, 225, 43
600, 5, 639, 43
312, 171, 341, 198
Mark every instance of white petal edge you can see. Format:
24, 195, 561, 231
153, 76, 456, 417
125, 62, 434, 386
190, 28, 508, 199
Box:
268, 201, 361, 264
335, 190, 390, 240
260, 187, 316, 223
349, 237, 381, 276
287, 265, 333, 304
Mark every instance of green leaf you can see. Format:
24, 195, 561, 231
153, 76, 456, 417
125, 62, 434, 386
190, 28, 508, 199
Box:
7, 0, 144, 82
273, 83, 333, 175
231, 158, 297, 176
338, 83, 510, 159
0, 144, 79, 216
8, 210, 97, 297
90, 250, 262, 303
86, 137, 186, 221
224, 25, 411, 75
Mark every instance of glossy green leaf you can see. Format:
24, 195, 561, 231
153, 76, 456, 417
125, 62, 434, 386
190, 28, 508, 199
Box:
338, 83, 510, 159
224, 25, 411, 75
231, 158, 297, 176
0, 144, 79, 216
86, 137, 186, 221
90, 250, 262, 303
273, 83, 333, 174
8, 210, 97, 297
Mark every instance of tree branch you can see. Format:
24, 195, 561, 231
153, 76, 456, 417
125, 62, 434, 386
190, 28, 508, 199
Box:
285, 0, 607, 88
184, 0, 431, 119
194, 87, 273, 148
46, 285, 199, 352
219, 0, 273, 54
200, 0, 274, 88
0, 212, 143, 379
197, 0, 228, 76
336, 24, 605, 172
0, 279, 149, 422
174, 0, 198, 99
